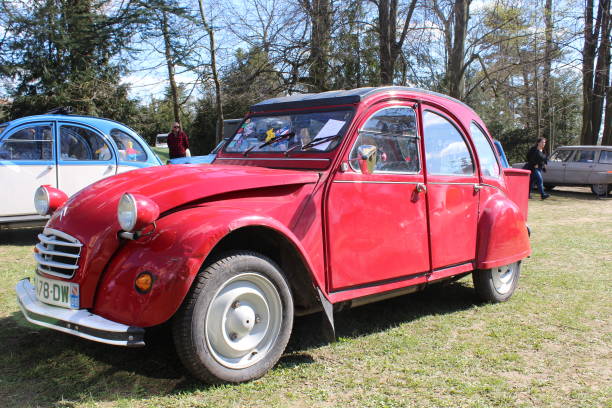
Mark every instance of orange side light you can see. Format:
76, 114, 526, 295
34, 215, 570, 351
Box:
134, 272, 154, 294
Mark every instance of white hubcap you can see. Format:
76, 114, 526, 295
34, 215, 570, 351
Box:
205, 273, 282, 369
491, 263, 515, 294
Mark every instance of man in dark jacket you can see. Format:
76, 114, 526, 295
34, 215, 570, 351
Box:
167, 122, 190, 160
525, 137, 549, 199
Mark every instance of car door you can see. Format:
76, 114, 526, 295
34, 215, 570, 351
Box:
327, 104, 430, 291
0, 122, 56, 216
564, 149, 598, 184
545, 149, 574, 184
57, 122, 116, 196
422, 108, 479, 271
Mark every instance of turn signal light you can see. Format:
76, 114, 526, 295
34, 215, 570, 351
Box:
134, 272, 154, 294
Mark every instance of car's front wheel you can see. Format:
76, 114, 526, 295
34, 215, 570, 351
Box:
472, 261, 521, 303
591, 184, 611, 197
173, 251, 294, 384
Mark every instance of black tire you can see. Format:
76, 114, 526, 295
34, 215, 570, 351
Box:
472, 261, 521, 303
591, 184, 611, 197
173, 251, 294, 384
544, 184, 555, 191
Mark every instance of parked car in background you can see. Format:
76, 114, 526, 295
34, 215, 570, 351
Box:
167, 137, 229, 165
16, 87, 531, 384
0, 110, 161, 227
513, 145, 612, 196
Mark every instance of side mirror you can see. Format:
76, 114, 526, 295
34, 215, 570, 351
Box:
357, 145, 377, 175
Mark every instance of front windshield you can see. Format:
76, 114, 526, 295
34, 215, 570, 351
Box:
225, 109, 353, 154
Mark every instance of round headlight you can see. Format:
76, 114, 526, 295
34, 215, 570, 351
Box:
118, 193, 138, 231
117, 193, 160, 232
34, 185, 68, 216
34, 186, 50, 216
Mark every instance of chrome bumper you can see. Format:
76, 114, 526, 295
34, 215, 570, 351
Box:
16, 279, 145, 347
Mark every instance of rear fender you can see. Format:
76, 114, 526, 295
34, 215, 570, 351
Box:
476, 191, 531, 270
92, 206, 323, 327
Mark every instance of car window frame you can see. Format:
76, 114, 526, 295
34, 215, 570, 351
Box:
422, 109, 476, 177
348, 104, 421, 175
109, 127, 150, 163
57, 122, 115, 163
598, 149, 612, 164
0, 121, 55, 163
470, 121, 501, 179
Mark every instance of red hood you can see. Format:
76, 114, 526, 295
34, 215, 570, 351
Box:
50, 164, 320, 228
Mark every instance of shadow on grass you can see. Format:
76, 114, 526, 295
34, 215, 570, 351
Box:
0, 226, 43, 246
545, 187, 608, 201
1, 280, 478, 407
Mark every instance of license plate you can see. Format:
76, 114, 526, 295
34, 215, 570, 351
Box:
35, 274, 79, 309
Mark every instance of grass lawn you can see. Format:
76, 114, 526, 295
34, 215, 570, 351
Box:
0, 187, 610, 407
152, 147, 169, 163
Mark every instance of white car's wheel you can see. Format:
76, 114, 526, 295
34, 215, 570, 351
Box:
472, 261, 521, 303
591, 184, 611, 197
173, 251, 293, 383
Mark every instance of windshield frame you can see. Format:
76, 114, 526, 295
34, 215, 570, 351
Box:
221, 106, 356, 157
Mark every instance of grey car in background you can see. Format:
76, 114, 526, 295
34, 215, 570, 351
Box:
513, 145, 612, 196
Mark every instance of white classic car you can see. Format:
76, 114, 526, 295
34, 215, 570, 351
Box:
0, 111, 161, 227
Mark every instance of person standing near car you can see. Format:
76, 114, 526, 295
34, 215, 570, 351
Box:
167, 122, 191, 160
525, 137, 550, 200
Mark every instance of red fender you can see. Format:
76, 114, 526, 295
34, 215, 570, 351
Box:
476, 191, 531, 270
92, 206, 324, 327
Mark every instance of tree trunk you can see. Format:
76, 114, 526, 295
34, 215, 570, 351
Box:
198, 0, 224, 144
581, 0, 606, 145
541, 0, 553, 150
161, 10, 180, 123
447, 0, 469, 99
591, 0, 611, 143
603, 84, 612, 145
376, 0, 417, 85
308, 0, 331, 91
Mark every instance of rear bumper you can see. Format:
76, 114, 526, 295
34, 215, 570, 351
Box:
15, 279, 145, 347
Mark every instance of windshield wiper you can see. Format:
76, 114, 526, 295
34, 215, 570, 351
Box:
256, 132, 295, 150
300, 134, 340, 151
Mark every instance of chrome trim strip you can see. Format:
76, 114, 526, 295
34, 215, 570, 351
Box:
481, 183, 502, 191
16, 279, 145, 347
34, 253, 79, 269
37, 234, 83, 247
333, 180, 420, 185
43, 228, 82, 243
37, 266, 78, 279
428, 182, 476, 186
35, 243, 79, 258
216, 157, 330, 162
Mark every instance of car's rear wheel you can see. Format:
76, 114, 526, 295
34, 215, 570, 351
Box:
591, 184, 611, 197
173, 251, 294, 384
472, 261, 521, 303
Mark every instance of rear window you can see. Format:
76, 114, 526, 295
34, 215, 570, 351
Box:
599, 150, 612, 164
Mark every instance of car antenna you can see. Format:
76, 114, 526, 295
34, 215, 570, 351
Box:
45, 106, 74, 115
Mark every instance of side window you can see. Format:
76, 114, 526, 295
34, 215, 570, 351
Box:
349, 106, 419, 173
60, 125, 112, 161
599, 150, 612, 164
573, 150, 596, 163
0, 125, 53, 161
423, 111, 474, 175
110, 129, 148, 162
470, 122, 500, 177
549, 149, 573, 162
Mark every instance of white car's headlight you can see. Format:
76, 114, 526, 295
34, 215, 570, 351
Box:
34, 186, 50, 216
117, 193, 138, 232
34, 185, 68, 216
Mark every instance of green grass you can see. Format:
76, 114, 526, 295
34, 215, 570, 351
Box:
1, 187, 610, 407
152, 147, 169, 163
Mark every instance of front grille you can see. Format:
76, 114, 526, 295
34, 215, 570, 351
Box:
35, 228, 82, 278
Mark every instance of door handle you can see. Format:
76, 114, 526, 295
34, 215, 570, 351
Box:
416, 183, 427, 193
474, 184, 482, 193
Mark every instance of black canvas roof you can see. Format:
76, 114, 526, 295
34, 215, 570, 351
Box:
250, 86, 470, 113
